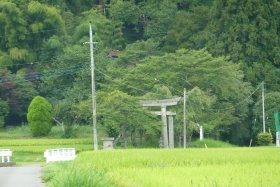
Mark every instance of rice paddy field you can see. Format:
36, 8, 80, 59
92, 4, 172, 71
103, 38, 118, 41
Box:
44, 147, 280, 187
0, 138, 93, 164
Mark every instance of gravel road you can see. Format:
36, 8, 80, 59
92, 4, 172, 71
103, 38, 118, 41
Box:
0, 164, 45, 187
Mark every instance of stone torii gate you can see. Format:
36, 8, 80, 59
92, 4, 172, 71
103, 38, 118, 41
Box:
140, 97, 181, 148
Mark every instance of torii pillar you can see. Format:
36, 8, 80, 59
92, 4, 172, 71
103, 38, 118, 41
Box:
140, 97, 180, 148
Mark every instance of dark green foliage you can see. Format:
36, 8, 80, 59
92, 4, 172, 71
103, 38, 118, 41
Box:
27, 96, 52, 136
257, 132, 273, 146
0, 100, 9, 128
164, 5, 210, 51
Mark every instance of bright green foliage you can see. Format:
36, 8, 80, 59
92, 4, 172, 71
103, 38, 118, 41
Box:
72, 9, 124, 49
27, 1, 65, 49
98, 90, 161, 146
27, 96, 52, 136
257, 132, 273, 146
0, 1, 27, 49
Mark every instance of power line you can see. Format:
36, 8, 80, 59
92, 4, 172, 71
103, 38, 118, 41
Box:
97, 67, 264, 113
131, 70, 263, 112
0, 28, 61, 39
95, 68, 176, 99
0, 65, 84, 84
0, 56, 89, 68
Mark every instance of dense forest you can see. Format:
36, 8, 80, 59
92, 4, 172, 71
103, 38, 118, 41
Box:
0, 0, 280, 146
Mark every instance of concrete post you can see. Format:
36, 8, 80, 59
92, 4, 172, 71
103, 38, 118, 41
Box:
199, 126, 204, 141
168, 116, 174, 148
276, 132, 280, 147
102, 137, 114, 150
161, 106, 169, 148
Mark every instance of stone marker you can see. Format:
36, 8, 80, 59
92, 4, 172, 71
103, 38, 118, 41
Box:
102, 137, 114, 150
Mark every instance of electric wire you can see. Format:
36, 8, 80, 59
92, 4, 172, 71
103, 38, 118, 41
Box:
0, 65, 85, 85
0, 28, 61, 39
95, 68, 176, 99
0, 55, 88, 68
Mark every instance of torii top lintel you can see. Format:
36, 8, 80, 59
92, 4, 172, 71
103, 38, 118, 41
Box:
140, 97, 181, 107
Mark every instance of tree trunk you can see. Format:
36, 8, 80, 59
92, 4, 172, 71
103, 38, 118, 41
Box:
131, 128, 136, 147
121, 124, 127, 148
139, 129, 143, 146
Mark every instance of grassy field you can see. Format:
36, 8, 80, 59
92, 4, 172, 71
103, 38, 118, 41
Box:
44, 147, 280, 187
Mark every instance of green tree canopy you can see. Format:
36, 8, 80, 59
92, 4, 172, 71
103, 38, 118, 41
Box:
123, 49, 252, 144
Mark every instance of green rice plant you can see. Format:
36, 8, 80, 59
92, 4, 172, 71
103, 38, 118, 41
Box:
12, 152, 44, 164
0, 125, 95, 139
43, 162, 116, 187
44, 148, 280, 187
0, 126, 32, 138
0, 138, 92, 147
0, 138, 94, 164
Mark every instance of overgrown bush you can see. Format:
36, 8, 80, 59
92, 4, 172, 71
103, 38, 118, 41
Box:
27, 96, 52, 136
257, 132, 273, 146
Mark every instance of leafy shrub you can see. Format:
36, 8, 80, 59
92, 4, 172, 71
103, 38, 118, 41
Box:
257, 132, 272, 146
27, 96, 52, 136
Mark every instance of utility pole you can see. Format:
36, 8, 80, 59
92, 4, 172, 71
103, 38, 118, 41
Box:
262, 81, 266, 133
183, 88, 186, 148
89, 23, 98, 150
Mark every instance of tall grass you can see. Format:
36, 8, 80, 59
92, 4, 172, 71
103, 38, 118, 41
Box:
43, 163, 115, 187
44, 148, 280, 187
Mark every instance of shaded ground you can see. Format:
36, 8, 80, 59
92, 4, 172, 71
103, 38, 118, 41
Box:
0, 164, 44, 187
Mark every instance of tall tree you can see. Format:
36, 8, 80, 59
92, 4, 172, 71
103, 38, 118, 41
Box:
98, 90, 161, 147
124, 49, 252, 144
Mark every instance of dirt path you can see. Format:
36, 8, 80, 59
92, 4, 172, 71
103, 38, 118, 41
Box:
0, 164, 45, 187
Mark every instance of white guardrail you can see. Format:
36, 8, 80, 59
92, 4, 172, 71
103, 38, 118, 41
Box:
0, 149, 12, 163
44, 148, 76, 163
